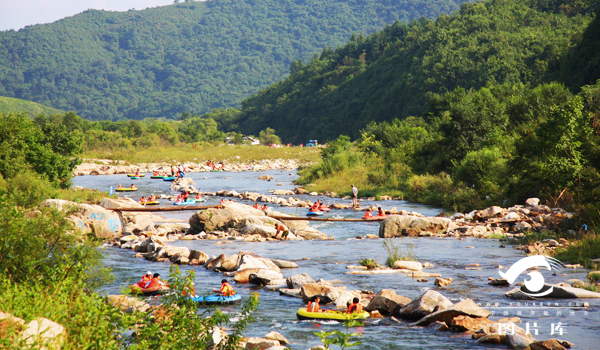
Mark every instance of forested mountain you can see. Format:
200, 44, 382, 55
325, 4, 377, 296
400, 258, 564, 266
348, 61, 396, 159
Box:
227, 0, 599, 143
0, 0, 472, 121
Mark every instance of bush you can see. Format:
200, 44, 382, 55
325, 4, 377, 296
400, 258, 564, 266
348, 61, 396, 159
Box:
383, 239, 417, 267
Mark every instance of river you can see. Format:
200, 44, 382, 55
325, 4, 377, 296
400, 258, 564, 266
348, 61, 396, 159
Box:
73, 170, 599, 349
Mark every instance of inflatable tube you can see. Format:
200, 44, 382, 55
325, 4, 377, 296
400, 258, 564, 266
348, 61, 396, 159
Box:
142, 201, 160, 205
318, 207, 331, 212
296, 308, 370, 321
306, 211, 324, 216
173, 199, 196, 206
127, 174, 145, 177
190, 294, 241, 305
150, 175, 164, 179
115, 188, 137, 192
130, 176, 141, 180
163, 177, 176, 181
129, 284, 169, 296
194, 197, 205, 202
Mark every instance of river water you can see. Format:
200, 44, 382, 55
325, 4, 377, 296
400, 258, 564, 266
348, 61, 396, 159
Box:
73, 170, 599, 349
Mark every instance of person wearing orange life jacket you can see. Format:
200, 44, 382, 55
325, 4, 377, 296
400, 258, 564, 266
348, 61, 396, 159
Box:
134, 170, 139, 177
253, 203, 260, 209
362, 210, 373, 220
117, 184, 123, 189
218, 279, 236, 296
377, 207, 387, 218
153, 170, 159, 176
130, 184, 136, 189
145, 273, 165, 289
140, 196, 147, 204
149, 194, 156, 202
136, 271, 152, 288
196, 193, 203, 200
310, 201, 320, 211
307, 296, 321, 312
347, 297, 363, 314
261, 204, 268, 211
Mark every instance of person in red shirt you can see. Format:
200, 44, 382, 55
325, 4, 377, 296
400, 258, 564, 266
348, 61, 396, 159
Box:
362, 210, 373, 220
136, 271, 152, 288
377, 207, 387, 218
347, 297, 363, 314
144, 273, 165, 289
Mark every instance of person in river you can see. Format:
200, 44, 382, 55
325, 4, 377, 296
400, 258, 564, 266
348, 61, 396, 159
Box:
307, 296, 321, 312
253, 203, 260, 209
261, 204, 268, 211
149, 194, 156, 202
195, 193, 203, 201
140, 196, 147, 204
347, 297, 363, 314
134, 170, 139, 177
144, 273, 166, 289
275, 223, 290, 240
351, 185, 358, 207
377, 207, 386, 217
117, 184, 123, 189
310, 200, 321, 212
130, 184, 136, 189
362, 210, 373, 220
136, 271, 152, 288
215, 279, 236, 296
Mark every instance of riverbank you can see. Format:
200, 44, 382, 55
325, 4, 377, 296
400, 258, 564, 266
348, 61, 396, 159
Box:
81, 143, 321, 167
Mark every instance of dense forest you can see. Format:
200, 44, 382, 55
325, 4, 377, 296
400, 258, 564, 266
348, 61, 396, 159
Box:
227, 0, 600, 143
0, 0, 472, 121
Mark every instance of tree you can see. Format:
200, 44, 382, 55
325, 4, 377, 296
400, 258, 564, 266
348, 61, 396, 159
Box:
258, 127, 282, 145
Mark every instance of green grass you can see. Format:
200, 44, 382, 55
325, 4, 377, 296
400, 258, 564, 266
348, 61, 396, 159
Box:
554, 232, 600, 269
0, 96, 63, 116
588, 272, 600, 283
83, 143, 321, 165
383, 239, 417, 267
486, 233, 506, 239
359, 258, 378, 269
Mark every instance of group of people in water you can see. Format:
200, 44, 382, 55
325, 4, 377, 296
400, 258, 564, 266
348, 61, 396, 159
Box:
117, 184, 137, 189
362, 207, 387, 220
307, 296, 364, 314
135, 272, 236, 297
309, 200, 330, 213
139, 194, 157, 204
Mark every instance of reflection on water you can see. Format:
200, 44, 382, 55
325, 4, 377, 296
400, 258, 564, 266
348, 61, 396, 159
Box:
74, 171, 599, 349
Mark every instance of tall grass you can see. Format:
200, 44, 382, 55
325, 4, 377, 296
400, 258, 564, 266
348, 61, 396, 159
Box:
383, 239, 417, 267
554, 232, 600, 269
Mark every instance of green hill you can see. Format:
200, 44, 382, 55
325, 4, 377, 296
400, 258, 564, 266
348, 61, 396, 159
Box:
226, 0, 598, 143
0, 0, 472, 121
0, 96, 63, 116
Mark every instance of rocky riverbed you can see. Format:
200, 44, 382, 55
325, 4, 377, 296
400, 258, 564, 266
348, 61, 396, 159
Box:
68, 170, 599, 350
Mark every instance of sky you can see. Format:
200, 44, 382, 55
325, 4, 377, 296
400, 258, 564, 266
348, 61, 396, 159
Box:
0, 0, 180, 32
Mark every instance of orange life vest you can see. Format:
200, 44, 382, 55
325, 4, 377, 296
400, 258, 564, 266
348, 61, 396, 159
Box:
146, 277, 162, 289
348, 302, 363, 314
221, 282, 235, 296
362, 211, 372, 219
137, 275, 151, 288
307, 301, 320, 312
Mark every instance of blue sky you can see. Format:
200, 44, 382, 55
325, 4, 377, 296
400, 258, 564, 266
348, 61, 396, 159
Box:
0, 0, 182, 31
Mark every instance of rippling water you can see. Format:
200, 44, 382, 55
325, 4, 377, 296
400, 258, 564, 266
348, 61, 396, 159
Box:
73, 170, 599, 349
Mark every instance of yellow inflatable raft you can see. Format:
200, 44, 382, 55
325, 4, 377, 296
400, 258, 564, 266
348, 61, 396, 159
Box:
296, 308, 370, 321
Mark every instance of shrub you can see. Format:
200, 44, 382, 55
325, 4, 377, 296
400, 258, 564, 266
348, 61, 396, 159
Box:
383, 239, 417, 267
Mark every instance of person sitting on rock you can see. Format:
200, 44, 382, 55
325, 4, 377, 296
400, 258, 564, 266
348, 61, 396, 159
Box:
217, 279, 235, 296
144, 273, 166, 289
307, 296, 321, 312
136, 271, 152, 288
140, 196, 147, 204
362, 210, 373, 220
347, 297, 363, 314
275, 223, 290, 240
377, 207, 386, 218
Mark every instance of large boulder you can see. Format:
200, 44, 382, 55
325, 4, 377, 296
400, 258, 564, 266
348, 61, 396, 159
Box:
100, 198, 144, 209
394, 290, 454, 320
189, 250, 209, 264
245, 337, 280, 350
20, 318, 65, 349
264, 331, 289, 345
234, 268, 261, 283
249, 269, 284, 286
237, 252, 281, 273
169, 177, 197, 192
450, 315, 494, 332
365, 289, 411, 315
379, 215, 451, 238
189, 202, 265, 234
286, 273, 315, 289
411, 299, 490, 327
135, 235, 165, 253
507, 332, 536, 349
108, 295, 151, 313
271, 259, 299, 269
70, 203, 123, 238
300, 283, 345, 304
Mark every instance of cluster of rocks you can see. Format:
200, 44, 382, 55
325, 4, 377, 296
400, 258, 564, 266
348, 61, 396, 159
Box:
379, 198, 573, 238
0, 312, 65, 349
73, 158, 305, 176
187, 201, 329, 241
514, 238, 572, 256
